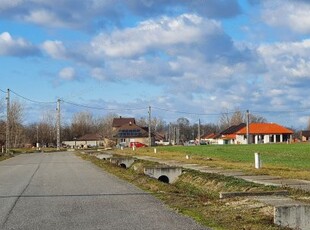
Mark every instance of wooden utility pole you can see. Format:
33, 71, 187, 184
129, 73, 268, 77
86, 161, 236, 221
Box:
6, 89, 10, 154
56, 99, 61, 150
246, 110, 250, 144
197, 119, 201, 145
148, 106, 152, 147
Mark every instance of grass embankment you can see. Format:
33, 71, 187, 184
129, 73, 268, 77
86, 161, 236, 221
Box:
0, 154, 11, 162
115, 143, 310, 180
79, 153, 294, 230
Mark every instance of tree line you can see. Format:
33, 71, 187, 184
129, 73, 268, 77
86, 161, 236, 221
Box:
0, 99, 297, 148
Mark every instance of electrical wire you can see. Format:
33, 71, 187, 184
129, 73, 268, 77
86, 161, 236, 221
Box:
152, 106, 236, 116
62, 100, 148, 111
10, 89, 56, 104
3, 88, 310, 117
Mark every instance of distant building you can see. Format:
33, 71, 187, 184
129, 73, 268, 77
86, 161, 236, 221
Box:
112, 117, 155, 147
200, 133, 218, 144
210, 123, 293, 145
236, 123, 293, 144
301, 130, 310, 142
63, 133, 105, 148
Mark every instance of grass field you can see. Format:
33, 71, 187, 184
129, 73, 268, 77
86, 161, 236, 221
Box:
159, 143, 310, 169
117, 143, 310, 180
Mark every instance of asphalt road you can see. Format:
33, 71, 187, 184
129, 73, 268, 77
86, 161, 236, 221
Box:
0, 152, 208, 230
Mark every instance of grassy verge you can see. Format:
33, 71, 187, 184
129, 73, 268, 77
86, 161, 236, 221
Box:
78, 152, 294, 230
0, 154, 11, 162
114, 143, 310, 180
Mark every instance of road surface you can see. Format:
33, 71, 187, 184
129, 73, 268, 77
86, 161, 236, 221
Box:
0, 152, 208, 230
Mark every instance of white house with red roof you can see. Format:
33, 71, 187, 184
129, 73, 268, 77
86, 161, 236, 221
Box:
236, 123, 293, 144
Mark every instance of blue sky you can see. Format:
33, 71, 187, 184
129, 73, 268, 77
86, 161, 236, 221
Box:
1, 0, 310, 129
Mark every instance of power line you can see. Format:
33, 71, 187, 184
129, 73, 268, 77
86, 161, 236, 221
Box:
62, 100, 147, 111
152, 106, 234, 116
10, 89, 56, 104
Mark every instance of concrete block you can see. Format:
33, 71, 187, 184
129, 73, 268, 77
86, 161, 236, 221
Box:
96, 154, 113, 160
274, 205, 310, 230
144, 166, 183, 183
110, 157, 135, 169
220, 190, 289, 199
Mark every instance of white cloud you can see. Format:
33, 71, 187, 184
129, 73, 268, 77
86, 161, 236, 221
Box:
258, 39, 310, 80
91, 14, 221, 58
0, 32, 39, 56
0, 0, 242, 30
261, 0, 310, 34
23, 9, 73, 28
59, 67, 76, 80
41, 40, 67, 59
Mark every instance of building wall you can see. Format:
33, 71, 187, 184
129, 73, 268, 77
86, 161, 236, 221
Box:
62, 140, 104, 148
236, 134, 292, 144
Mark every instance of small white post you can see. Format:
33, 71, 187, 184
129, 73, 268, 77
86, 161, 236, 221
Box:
255, 152, 261, 169
154, 148, 157, 153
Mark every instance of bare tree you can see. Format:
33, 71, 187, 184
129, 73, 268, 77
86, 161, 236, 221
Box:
95, 113, 118, 138
9, 101, 25, 148
71, 111, 95, 138
218, 109, 267, 131
249, 113, 267, 123
218, 110, 244, 131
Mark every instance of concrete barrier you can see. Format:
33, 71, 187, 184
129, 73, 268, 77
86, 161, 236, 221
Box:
110, 157, 135, 169
144, 166, 182, 183
219, 190, 289, 199
274, 205, 310, 230
96, 154, 113, 160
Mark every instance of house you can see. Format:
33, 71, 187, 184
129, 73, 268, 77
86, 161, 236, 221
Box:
236, 123, 293, 144
112, 117, 136, 131
63, 133, 105, 148
214, 123, 246, 145
200, 133, 217, 144
112, 117, 155, 147
154, 132, 170, 146
301, 130, 310, 142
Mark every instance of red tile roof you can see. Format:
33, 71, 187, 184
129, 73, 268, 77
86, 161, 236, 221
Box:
222, 134, 236, 140
237, 123, 293, 135
201, 133, 217, 139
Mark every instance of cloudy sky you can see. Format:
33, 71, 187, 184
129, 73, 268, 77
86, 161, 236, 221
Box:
1, 0, 310, 128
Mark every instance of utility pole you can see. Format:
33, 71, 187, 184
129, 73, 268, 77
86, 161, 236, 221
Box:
197, 119, 201, 145
148, 106, 152, 147
6, 89, 10, 154
246, 110, 250, 144
56, 99, 61, 151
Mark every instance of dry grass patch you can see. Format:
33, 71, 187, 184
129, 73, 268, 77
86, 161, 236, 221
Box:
79, 152, 291, 230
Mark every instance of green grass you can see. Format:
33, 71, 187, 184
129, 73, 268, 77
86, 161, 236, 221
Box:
157, 143, 310, 170
116, 143, 310, 180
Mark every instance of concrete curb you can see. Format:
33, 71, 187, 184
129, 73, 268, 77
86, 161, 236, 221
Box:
219, 190, 289, 199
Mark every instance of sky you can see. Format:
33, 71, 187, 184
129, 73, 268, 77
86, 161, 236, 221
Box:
1, 0, 310, 129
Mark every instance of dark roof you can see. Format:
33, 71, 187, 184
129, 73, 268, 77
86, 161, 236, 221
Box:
302, 130, 310, 137
112, 117, 136, 128
154, 132, 165, 141
220, 123, 246, 135
113, 122, 149, 138
77, 133, 103, 141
